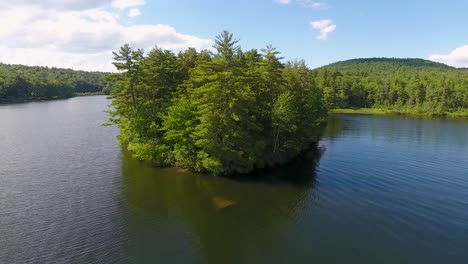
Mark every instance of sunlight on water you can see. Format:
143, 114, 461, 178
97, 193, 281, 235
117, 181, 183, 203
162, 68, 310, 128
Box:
1, 97, 468, 263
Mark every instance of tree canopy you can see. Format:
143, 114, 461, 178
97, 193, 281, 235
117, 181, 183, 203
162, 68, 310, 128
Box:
314, 58, 468, 115
107, 31, 327, 176
0, 63, 111, 102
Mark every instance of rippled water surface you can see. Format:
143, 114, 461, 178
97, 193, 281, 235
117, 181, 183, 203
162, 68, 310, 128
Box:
1, 96, 468, 264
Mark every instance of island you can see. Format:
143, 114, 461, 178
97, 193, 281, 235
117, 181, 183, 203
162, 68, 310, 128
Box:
105, 32, 468, 176
106, 31, 328, 175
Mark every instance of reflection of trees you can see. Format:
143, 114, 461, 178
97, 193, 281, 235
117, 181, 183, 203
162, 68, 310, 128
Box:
119, 146, 323, 264
323, 114, 345, 140
325, 114, 468, 147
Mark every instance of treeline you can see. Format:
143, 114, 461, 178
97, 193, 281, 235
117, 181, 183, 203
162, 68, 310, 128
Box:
314, 58, 468, 115
108, 31, 327, 176
0, 63, 111, 102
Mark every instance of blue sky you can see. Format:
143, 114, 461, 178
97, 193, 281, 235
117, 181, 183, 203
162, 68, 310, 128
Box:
0, 0, 467, 71
136, 0, 468, 68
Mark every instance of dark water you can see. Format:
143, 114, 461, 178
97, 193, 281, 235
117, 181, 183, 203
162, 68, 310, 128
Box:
1, 96, 468, 264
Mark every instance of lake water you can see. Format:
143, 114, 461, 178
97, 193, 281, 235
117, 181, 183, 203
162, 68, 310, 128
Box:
1, 96, 467, 264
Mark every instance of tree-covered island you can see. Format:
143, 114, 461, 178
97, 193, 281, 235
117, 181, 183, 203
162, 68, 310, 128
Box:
3, 31, 466, 175
107, 32, 468, 175
107, 31, 328, 175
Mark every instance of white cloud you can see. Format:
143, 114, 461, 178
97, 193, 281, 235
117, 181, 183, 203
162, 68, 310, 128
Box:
311, 3, 322, 8
82, 9, 116, 22
6, 0, 110, 11
300, 1, 325, 9
0, 46, 114, 72
128, 8, 141, 18
310, 2, 324, 8
0, 2, 212, 72
274, 0, 292, 4
429, 45, 468, 68
111, 0, 145, 10
274, 0, 324, 8
310, 19, 336, 40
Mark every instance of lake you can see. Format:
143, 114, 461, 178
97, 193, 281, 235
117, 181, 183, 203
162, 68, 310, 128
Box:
1, 96, 467, 264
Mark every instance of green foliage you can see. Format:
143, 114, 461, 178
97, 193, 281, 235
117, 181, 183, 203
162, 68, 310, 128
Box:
272, 91, 299, 155
315, 58, 468, 115
163, 96, 200, 169
323, 58, 455, 71
108, 32, 327, 176
0, 63, 110, 102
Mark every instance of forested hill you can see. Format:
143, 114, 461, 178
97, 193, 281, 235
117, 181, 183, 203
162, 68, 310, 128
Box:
314, 58, 468, 115
319, 58, 457, 72
0, 63, 111, 102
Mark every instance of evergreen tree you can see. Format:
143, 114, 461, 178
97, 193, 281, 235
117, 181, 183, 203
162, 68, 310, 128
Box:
107, 32, 328, 176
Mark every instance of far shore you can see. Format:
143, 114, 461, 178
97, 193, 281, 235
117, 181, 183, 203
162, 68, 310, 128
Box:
0, 93, 106, 104
331, 108, 468, 119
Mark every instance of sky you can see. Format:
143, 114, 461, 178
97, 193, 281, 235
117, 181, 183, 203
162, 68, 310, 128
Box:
0, 0, 467, 71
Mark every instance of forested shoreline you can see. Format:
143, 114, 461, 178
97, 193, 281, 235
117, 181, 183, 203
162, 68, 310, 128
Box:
105, 32, 468, 175
314, 58, 468, 116
107, 32, 327, 175
0, 63, 111, 103
2, 34, 467, 176
2, 51, 466, 118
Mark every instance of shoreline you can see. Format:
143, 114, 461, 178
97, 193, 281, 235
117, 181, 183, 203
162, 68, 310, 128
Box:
0, 93, 106, 105
331, 108, 468, 119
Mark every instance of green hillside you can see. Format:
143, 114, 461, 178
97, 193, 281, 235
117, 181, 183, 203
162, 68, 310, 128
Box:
320, 58, 457, 71
314, 58, 468, 116
0, 63, 111, 102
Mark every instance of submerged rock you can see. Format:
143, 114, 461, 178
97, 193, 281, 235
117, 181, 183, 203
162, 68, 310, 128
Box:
175, 167, 189, 173
212, 196, 238, 209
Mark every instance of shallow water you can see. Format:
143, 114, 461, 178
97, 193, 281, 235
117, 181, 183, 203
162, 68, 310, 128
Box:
1, 96, 467, 263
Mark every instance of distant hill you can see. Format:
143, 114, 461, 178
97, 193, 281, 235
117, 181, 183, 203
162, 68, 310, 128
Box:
318, 58, 460, 73
0, 63, 111, 102
313, 58, 468, 114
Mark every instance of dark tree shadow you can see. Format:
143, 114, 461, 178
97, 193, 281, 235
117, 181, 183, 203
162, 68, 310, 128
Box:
228, 143, 326, 188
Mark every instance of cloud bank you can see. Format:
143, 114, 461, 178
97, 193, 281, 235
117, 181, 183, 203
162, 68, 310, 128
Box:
429, 45, 468, 68
128, 8, 141, 18
0, 1, 212, 72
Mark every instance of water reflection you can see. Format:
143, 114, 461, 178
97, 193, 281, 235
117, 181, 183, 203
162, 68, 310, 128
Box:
3, 97, 468, 264
119, 145, 323, 264
323, 115, 346, 140
230, 143, 325, 187
325, 114, 468, 148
